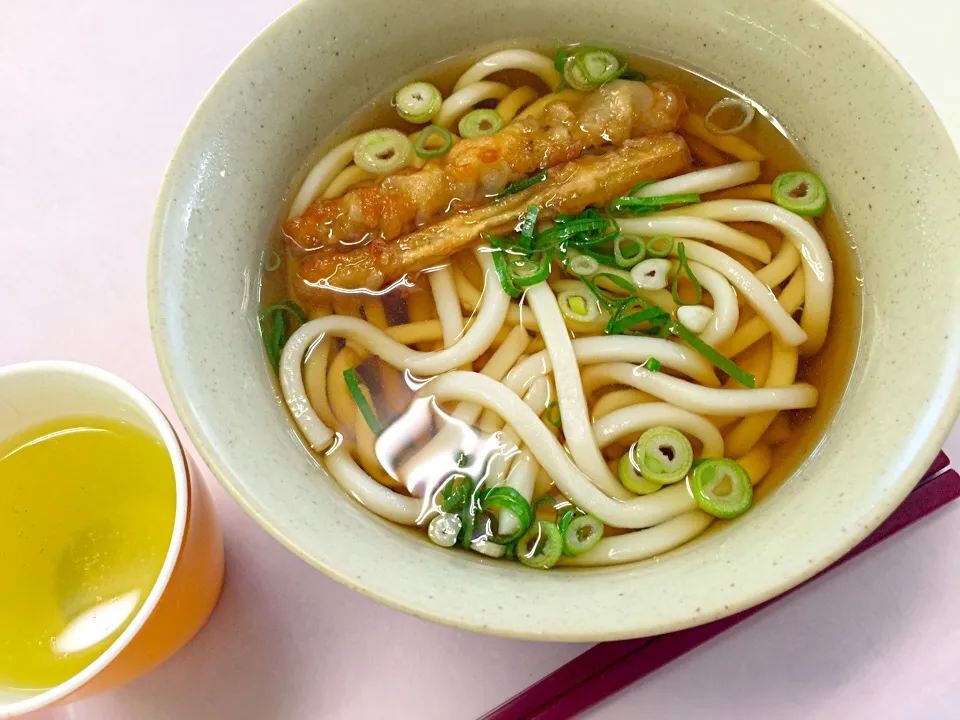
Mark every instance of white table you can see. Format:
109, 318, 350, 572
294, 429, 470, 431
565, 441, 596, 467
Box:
2, 1, 958, 718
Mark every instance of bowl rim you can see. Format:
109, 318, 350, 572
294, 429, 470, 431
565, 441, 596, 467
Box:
148, 0, 960, 641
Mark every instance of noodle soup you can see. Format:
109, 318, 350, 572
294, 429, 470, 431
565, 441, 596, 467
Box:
260, 45, 857, 569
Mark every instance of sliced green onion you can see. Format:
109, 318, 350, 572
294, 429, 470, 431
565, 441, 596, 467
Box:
490, 246, 522, 298
459, 490, 478, 549
456, 451, 471, 468
458, 109, 504, 138
519, 205, 540, 249
545, 400, 562, 428
614, 234, 646, 268
496, 170, 547, 199
563, 514, 604, 556
647, 357, 661, 372
440, 474, 473, 513
343, 368, 381, 435
394, 81, 442, 124
557, 508, 579, 536
645, 235, 675, 258
553, 47, 569, 72
558, 289, 600, 324
578, 247, 620, 268
259, 300, 308, 373
672, 242, 703, 306
593, 271, 636, 295
413, 125, 453, 159
516, 520, 564, 569
628, 180, 656, 196
567, 254, 599, 277
771, 171, 829, 217
606, 304, 670, 335
535, 217, 612, 250
704, 97, 756, 136
353, 129, 412, 174
264, 250, 281, 272
563, 47, 625, 90
668, 321, 755, 388
533, 494, 557, 513
609, 193, 700, 216
618, 451, 663, 494
633, 426, 694, 484
690, 458, 753, 519
509, 252, 551, 287
481, 486, 534, 544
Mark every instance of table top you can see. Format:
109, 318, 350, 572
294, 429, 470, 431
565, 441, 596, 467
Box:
3, 1, 958, 718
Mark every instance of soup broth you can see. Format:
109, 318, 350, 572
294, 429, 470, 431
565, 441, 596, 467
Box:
261, 44, 859, 569
0, 416, 176, 689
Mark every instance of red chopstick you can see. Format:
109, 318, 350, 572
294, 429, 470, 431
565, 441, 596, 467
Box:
483, 452, 954, 720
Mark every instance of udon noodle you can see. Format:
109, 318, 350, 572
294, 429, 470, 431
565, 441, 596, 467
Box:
259, 44, 850, 569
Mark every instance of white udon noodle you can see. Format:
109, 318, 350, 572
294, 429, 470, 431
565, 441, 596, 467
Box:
276, 50, 836, 566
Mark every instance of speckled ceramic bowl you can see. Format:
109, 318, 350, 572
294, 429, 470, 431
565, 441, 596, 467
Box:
149, 0, 960, 640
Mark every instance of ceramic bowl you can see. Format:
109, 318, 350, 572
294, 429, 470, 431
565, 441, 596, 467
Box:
149, 0, 960, 640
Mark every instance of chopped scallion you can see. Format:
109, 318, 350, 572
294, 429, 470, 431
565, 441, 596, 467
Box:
609, 193, 701, 216
496, 170, 547, 199
562, 514, 604, 556
480, 486, 534, 545
771, 171, 828, 217
259, 300, 308, 373
413, 125, 453, 159
614, 234, 646, 268
671, 242, 703, 306
690, 458, 753, 519
668, 321, 755, 388
645, 235, 675, 258
516, 520, 563, 569
545, 400, 562, 428
353, 128, 412, 174
394, 81, 442, 124
343, 368, 382, 435
459, 108, 504, 138
632, 426, 694, 484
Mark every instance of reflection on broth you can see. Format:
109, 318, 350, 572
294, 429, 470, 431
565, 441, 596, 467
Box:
259, 44, 859, 569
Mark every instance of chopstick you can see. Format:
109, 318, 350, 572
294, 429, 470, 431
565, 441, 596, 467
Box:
483, 450, 953, 720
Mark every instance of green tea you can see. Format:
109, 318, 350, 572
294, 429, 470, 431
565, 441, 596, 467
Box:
0, 416, 176, 690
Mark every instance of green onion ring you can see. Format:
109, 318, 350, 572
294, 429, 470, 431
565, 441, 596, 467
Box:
264, 250, 281, 272
544, 400, 562, 428
645, 235, 675, 258
413, 125, 453, 159
353, 129, 412, 174
458, 108, 504, 138
771, 171, 829, 217
618, 450, 663, 494
563, 514, 604, 556
481, 486, 534, 544
394, 81, 443, 124
690, 458, 753, 519
671, 242, 704, 306
632, 426, 694, 484
516, 520, 564, 569
614, 234, 646, 268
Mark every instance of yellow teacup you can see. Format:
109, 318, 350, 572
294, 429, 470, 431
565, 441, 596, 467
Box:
0, 362, 223, 717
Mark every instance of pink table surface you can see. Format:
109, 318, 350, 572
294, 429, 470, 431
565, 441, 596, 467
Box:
2, 1, 959, 718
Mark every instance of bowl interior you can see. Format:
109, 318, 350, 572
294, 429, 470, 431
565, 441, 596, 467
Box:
149, 0, 960, 640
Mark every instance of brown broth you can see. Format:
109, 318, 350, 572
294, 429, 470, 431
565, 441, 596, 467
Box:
261, 45, 861, 549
